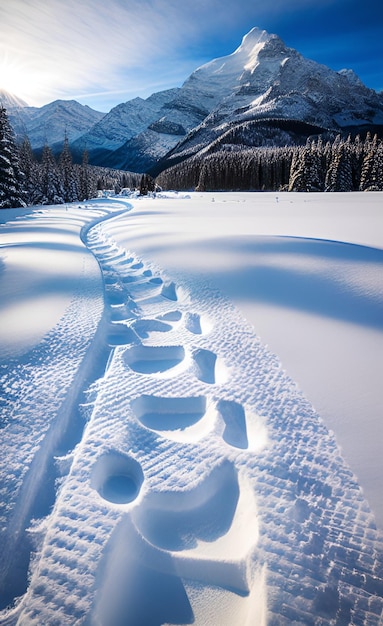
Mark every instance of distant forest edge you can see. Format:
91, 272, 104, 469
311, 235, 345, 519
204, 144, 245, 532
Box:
1, 105, 383, 209
156, 132, 383, 193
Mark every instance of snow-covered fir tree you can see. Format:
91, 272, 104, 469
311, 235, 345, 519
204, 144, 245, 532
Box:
59, 135, 79, 202
360, 134, 383, 191
0, 106, 26, 208
139, 173, 155, 195
325, 137, 353, 192
39, 144, 65, 204
78, 150, 97, 200
289, 140, 325, 192
18, 136, 41, 205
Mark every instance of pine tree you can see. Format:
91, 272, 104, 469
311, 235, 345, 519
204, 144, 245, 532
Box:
360, 138, 383, 191
325, 138, 353, 192
139, 173, 154, 195
59, 135, 78, 202
0, 106, 26, 208
18, 136, 39, 205
78, 150, 97, 200
288, 146, 306, 191
155, 133, 381, 193
289, 140, 325, 192
38, 144, 64, 204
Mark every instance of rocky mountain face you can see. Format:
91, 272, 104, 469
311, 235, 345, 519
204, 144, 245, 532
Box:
4, 28, 383, 173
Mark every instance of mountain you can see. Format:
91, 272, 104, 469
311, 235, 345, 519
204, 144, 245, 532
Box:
155, 29, 383, 172
4, 96, 104, 151
70, 88, 181, 165
86, 27, 383, 173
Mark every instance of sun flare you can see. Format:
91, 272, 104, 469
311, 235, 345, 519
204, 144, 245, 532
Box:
0, 54, 39, 104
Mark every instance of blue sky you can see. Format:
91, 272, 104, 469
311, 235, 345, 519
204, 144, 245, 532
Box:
0, 0, 382, 112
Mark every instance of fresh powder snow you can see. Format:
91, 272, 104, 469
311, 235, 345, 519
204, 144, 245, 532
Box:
0, 192, 382, 625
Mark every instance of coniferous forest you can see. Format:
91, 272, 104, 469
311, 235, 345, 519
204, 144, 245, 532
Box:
156, 133, 383, 193
1, 103, 383, 209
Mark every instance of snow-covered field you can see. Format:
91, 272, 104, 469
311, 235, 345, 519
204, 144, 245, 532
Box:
0, 192, 382, 625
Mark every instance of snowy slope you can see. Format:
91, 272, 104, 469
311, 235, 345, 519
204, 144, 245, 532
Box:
70, 89, 181, 161
0, 194, 383, 625
8, 100, 105, 150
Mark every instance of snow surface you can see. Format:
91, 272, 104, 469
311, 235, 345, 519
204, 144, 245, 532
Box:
0, 192, 382, 625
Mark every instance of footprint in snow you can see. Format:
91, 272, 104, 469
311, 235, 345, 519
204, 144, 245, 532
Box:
108, 301, 138, 322
123, 344, 186, 375
192, 348, 227, 385
161, 281, 178, 301
91, 451, 144, 505
104, 288, 126, 307
132, 460, 239, 552
132, 318, 173, 339
216, 399, 248, 449
125, 279, 163, 298
217, 399, 268, 453
157, 310, 182, 322
104, 276, 119, 287
131, 394, 216, 443
184, 311, 211, 335
106, 323, 139, 347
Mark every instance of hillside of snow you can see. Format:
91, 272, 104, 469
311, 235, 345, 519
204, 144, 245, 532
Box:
0, 192, 382, 625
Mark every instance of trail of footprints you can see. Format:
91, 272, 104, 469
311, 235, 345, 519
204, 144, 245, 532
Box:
87, 226, 251, 449
85, 224, 262, 615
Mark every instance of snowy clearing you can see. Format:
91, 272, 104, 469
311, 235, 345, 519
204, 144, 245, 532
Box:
0, 192, 382, 625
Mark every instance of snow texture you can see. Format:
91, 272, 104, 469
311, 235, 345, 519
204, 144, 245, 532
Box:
0, 193, 382, 625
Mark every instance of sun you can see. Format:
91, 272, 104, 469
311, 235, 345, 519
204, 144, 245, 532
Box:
0, 53, 40, 104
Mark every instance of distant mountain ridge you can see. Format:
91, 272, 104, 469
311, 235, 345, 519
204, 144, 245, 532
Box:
1, 92, 104, 151
3, 28, 383, 173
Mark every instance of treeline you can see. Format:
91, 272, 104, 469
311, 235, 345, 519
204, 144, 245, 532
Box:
156, 134, 383, 192
0, 106, 141, 209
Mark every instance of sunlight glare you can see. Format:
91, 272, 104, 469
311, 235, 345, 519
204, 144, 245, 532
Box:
0, 52, 40, 104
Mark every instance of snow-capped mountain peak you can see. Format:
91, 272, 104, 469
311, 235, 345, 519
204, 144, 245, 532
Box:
235, 26, 281, 70
184, 27, 277, 98
236, 26, 272, 50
